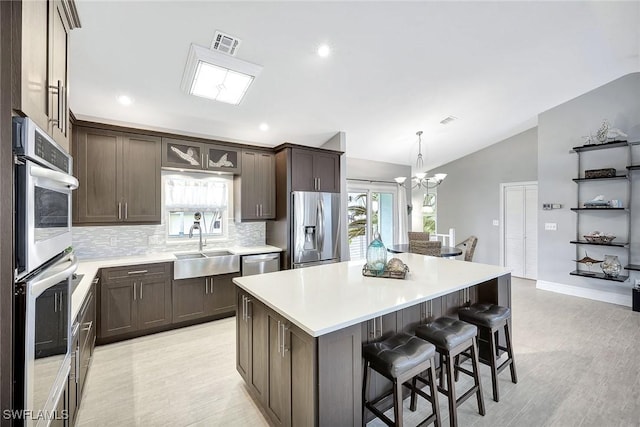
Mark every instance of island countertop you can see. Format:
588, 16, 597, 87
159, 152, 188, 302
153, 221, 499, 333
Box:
233, 253, 511, 337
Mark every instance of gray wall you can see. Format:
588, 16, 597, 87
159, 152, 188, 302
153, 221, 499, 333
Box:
537, 72, 640, 302
430, 127, 538, 265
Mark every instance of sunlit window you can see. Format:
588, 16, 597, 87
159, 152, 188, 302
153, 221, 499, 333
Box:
163, 172, 230, 239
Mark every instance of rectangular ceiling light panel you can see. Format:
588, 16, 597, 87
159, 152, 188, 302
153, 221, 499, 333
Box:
182, 44, 262, 105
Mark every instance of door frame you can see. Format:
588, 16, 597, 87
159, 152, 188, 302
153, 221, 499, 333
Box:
499, 181, 538, 272
346, 181, 399, 252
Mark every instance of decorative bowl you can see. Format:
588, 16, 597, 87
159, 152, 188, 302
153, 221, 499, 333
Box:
584, 234, 616, 244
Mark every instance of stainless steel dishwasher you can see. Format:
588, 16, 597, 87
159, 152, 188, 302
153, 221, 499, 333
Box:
241, 253, 280, 276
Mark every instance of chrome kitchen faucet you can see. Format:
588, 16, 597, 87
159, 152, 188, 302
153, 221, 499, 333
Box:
189, 212, 205, 251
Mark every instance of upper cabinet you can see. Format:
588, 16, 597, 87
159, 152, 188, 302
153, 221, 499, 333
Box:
73, 126, 161, 225
234, 150, 275, 221
162, 138, 241, 174
291, 148, 340, 193
13, 0, 81, 152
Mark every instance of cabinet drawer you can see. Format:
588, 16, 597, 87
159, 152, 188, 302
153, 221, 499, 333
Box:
102, 262, 171, 282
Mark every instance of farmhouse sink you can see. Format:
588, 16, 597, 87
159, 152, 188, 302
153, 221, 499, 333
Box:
173, 250, 239, 279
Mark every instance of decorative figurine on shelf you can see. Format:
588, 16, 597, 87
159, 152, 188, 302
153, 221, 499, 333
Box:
596, 120, 610, 143
366, 232, 387, 274
601, 255, 622, 278
575, 252, 602, 275
581, 133, 597, 145
607, 126, 628, 142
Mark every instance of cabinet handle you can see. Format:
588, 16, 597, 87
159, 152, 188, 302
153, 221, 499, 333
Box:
241, 295, 246, 320
201, 153, 204, 168
277, 320, 281, 355
140, 280, 143, 299
317, 177, 320, 190
54, 292, 58, 313
259, 204, 263, 217
256, 204, 259, 216
209, 278, 214, 294
127, 270, 148, 275
49, 80, 63, 129
246, 299, 252, 319
206, 154, 209, 168
375, 316, 381, 338
118, 202, 121, 220
133, 282, 137, 301
125, 202, 128, 220
75, 343, 80, 383
281, 323, 288, 357
205, 278, 209, 294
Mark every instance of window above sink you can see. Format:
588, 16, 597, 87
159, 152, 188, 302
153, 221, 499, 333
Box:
163, 171, 232, 242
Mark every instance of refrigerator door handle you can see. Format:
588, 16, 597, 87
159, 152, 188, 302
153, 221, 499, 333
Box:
317, 197, 325, 253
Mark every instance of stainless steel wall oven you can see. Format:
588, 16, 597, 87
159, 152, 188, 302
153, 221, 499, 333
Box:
13, 117, 79, 426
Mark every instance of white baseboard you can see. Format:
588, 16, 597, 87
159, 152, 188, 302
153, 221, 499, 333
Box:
536, 280, 631, 307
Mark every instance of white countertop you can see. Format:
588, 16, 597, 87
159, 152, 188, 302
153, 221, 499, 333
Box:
71, 245, 282, 320
233, 253, 511, 337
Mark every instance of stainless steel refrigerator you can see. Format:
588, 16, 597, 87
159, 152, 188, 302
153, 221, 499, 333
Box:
291, 191, 340, 268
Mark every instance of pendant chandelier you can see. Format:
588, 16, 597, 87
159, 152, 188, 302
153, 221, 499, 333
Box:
394, 130, 447, 189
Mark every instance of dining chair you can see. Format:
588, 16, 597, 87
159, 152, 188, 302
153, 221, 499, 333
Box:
409, 240, 442, 257
408, 231, 430, 242
455, 236, 478, 262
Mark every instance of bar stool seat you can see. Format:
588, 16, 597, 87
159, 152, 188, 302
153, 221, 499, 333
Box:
458, 303, 517, 403
363, 333, 441, 426
414, 318, 485, 427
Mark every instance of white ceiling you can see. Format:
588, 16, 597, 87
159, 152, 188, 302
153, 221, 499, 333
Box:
70, 1, 640, 171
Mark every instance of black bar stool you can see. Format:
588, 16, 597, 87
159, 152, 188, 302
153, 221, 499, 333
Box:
413, 317, 485, 427
362, 332, 441, 426
458, 303, 517, 402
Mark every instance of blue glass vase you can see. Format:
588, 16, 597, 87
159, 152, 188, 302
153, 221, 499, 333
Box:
366, 232, 387, 274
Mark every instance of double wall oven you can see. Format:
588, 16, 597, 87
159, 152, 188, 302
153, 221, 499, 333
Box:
13, 118, 79, 426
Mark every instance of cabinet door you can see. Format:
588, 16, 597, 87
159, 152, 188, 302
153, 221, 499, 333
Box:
442, 290, 463, 317
399, 302, 424, 334
161, 138, 205, 170
291, 149, 315, 191
100, 279, 137, 338
74, 127, 122, 224
240, 151, 260, 220
208, 273, 238, 315
236, 291, 251, 381
48, 0, 70, 151
122, 133, 161, 223
78, 286, 95, 398
267, 311, 287, 426
249, 297, 268, 403
257, 153, 276, 219
16, 0, 49, 133
68, 331, 78, 425
137, 277, 172, 331
206, 144, 241, 174
285, 323, 315, 427
314, 152, 340, 193
172, 277, 208, 323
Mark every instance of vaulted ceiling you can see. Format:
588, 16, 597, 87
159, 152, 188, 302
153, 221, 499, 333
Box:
70, 1, 640, 171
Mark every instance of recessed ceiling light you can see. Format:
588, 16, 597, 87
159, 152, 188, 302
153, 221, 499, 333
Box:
440, 115, 458, 125
117, 95, 133, 106
317, 44, 331, 58
182, 44, 263, 105
259, 123, 269, 131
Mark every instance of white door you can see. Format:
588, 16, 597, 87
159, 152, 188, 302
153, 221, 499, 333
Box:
502, 182, 538, 279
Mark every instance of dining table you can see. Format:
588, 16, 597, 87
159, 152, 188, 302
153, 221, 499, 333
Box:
387, 243, 463, 257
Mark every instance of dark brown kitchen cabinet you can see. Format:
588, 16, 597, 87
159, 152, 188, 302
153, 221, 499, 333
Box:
99, 263, 171, 341
77, 277, 96, 399
68, 324, 78, 425
265, 308, 315, 427
162, 138, 242, 174
291, 148, 340, 193
12, 0, 80, 152
236, 289, 269, 403
73, 126, 161, 225
235, 150, 275, 221
172, 273, 238, 323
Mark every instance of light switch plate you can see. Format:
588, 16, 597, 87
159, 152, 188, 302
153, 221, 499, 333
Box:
492, 220, 499, 226
109, 237, 117, 246
544, 223, 557, 231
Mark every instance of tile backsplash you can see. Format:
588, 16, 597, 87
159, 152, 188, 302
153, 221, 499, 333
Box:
72, 222, 266, 259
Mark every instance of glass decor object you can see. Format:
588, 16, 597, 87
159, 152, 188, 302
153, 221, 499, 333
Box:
601, 255, 622, 277
366, 232, 387, 274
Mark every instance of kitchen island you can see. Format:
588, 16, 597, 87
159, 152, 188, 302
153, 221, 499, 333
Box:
233, 253, 511, 426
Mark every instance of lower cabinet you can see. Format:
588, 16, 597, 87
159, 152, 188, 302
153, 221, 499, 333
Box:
99, 263, 172, 340
68, 276, 98, 426
173, 273, 239, 323
236, 289, 315, 427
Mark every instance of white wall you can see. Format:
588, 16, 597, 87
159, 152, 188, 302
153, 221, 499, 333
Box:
537, 72, 640, 306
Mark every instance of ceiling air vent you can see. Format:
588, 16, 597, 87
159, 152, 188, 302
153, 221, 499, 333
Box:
440, 116, 458, 125
211, 31, 241, 56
